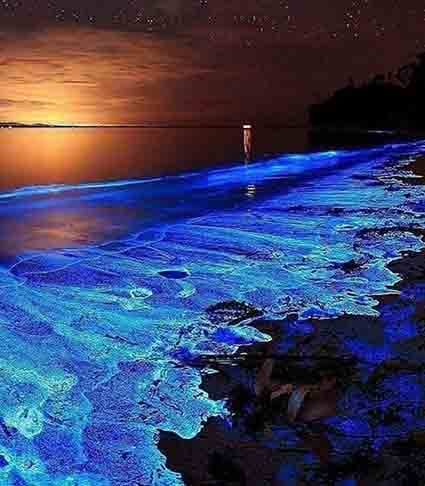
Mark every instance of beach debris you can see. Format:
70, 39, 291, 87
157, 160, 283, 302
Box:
205, 300, 262, 326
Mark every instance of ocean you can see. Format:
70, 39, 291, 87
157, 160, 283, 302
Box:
0, 131, 425, 484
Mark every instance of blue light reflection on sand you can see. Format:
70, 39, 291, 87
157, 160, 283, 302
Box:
0, 142, 425, 483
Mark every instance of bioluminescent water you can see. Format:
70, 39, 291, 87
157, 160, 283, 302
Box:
1, 141, 425, 484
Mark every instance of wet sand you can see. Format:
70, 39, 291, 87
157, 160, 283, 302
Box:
159, 155, 425, 485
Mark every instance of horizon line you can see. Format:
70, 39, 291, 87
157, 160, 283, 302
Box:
0, 121, 308, 129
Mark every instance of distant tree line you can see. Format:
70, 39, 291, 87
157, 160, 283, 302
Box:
309, 52, 425, 130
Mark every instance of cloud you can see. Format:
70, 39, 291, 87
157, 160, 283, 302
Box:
0, 99, 56, 108
0, 27, 216, 123
0, 4, 422, 125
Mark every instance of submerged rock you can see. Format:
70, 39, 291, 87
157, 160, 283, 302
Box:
206, 300, 263, 326
339, 259, 365, 273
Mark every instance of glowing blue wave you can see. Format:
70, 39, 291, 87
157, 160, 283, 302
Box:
0, 141, 425, 484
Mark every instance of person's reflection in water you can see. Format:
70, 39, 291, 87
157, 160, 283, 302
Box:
245, 184, 257, 199
243, 124, 253, 163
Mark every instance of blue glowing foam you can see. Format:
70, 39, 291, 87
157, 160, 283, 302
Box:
0, 141, 425, 483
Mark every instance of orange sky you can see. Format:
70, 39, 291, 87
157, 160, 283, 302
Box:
0, 18, 423, 125
0, 29, 200, 124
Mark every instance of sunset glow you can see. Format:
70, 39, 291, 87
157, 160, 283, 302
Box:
0, 28, 177, 125
1, 3, 422, 126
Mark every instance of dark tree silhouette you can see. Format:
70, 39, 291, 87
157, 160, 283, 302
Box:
310, 52, 425, 130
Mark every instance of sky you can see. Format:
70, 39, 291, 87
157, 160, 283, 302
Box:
0, 1, 424, 124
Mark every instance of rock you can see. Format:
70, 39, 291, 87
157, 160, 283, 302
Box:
206, 301, 262, 326
339, 259, 364, 273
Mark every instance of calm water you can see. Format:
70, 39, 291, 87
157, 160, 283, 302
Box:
0, 137, 425, 484
0, 127, 309, 191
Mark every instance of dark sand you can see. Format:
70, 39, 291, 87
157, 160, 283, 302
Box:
159, 155, 425, 486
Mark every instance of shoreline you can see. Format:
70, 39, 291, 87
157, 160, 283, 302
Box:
158, 155, 425, 484
308, 126, 425, 153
